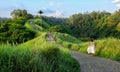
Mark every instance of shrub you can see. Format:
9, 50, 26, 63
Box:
71, 44, 80, 51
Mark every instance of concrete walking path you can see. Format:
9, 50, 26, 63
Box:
71, 51, 120, 72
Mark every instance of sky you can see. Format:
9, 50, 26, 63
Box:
0, 0, 120, 18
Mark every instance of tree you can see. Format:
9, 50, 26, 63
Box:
27, 13, 34, 19
67, 11, 112, 39
11, 9, 21, 18
38, 10, 43, 18
11, 9, 28, 19
38, 10, 43, 15
48, 25, 63, 32
0, 20, 36, 43
22, 9, 28, 18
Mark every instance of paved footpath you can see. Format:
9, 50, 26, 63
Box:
70, 51, 120, 72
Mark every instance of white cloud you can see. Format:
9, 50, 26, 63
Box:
116, 3, 120, 7
41, 7, 55, 13
49, 1, 65, 6
41, 7, 65, 17
112, 0, 120, 8
47, 10, 64, 17
112, 0, 120, 3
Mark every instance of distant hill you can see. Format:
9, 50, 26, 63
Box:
0, 17, 8, 21
43, 16, 67, 24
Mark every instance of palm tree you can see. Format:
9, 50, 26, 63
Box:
38, 10, 43, 15
38, 10, 43, 18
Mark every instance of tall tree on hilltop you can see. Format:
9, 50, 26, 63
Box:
38, 10, 43, 15
38, 10, 43, 18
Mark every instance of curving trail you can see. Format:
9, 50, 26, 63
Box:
70, 51, 120, 72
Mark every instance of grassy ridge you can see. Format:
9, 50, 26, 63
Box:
25, 21, 43, 32
53, 32, 81, 50
0, 32, 80, 72
24, 19, 50, 33
79, 38, 120, 61
34, 19, 50, 28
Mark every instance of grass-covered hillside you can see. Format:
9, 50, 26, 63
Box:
23, 18, 120, 62
0, 32, 80, 72
25, 19, 50, 32
0, 20, 82, 71
53, 32, 81, 50
79, 38, 120, 62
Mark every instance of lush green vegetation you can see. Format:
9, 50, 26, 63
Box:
52, 32, 81, 51
1, 9, 120, 72
1, 9, 120, 43
67, 10, 120, 40
0, 18, 36, 43
0, 33, 80, 72
79, 38, 120, 62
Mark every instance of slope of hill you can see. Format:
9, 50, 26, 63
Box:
34, 19, 50, 28
20, 32, 81, 48
24, 19, 50, 32
23, 18, 81, 52
19, 32, 80, 72
25, 21, 43, 32
52, 32, 81, 50
0, 32, 80, 72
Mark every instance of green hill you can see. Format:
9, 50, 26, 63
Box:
20, 32, 81, 48
19, 32, 80, 72
25, 19, 50, 32
0, 32, 80, 72
17, 18, 120, 62
0, 17, 81, 72
53, 32, 81, 50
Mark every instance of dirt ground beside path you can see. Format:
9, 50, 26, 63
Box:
70, 51, 120, 72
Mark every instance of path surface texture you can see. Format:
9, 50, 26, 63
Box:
71, 51, 120, 72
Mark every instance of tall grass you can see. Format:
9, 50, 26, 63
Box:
0, 32, 80, 72
79, 38, 120, 61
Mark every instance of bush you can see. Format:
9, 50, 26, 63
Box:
48, 25, 63, 32
0, 22, 36, 43
71, 44, 80, 51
